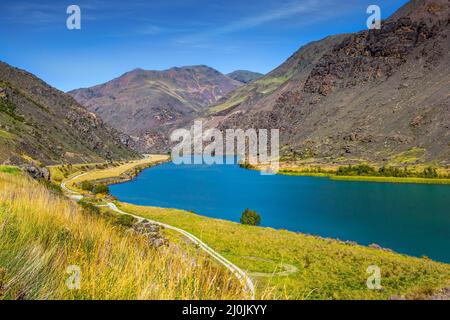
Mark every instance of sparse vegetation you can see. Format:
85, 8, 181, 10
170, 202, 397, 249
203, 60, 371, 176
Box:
92, 184, 109, 195
273, 164, 450, 185
0, 98, 24, 122
80, 181, 94, 192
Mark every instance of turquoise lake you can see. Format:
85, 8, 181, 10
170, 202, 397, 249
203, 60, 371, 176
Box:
110, 160, 450, 263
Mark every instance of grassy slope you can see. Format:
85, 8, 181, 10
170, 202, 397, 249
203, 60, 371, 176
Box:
59, 159, 450, 300
118, 203, 450, 300
0, 170, 245, 300
208, 76, 289, 114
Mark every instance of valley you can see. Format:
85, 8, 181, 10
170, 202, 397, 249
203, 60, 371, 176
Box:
33, 159, 450, 299
0, 0, 449, 302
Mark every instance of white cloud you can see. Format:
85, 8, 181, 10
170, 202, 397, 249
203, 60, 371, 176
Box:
177, 0, 325, 43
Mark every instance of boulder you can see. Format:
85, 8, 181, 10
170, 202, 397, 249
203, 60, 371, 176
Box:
25, 165, 51, 181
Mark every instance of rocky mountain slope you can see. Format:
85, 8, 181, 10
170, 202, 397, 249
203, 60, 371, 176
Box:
0, 62, 139, 165
69, 66, 242, 152
208, 34, 348, 116
216, 0, 450, 166
227, 70, 264, 84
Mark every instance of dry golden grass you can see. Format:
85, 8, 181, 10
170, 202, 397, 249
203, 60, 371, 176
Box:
0, 172, 246, 300
67, 156, 169, 192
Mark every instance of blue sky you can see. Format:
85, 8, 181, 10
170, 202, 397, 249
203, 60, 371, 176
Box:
1, 0, 409, 92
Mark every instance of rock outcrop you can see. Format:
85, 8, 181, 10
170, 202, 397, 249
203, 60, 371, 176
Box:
133, 220, 168, 248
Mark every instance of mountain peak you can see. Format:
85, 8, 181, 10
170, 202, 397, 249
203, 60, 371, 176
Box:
69, 64, 242, 153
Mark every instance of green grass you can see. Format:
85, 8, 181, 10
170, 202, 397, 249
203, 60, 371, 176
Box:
254, 76, 289, 94
389, 147, 426, 165
0, 166, 20, 175
331, 175, 450, 184
209, 96, 247, 114
208, 75, 290, 114
278, 170, 331, 178
117, 202, 450, 300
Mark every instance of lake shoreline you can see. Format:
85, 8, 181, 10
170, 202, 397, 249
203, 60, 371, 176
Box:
247, 163, 450, 185
55, 158, 450, 299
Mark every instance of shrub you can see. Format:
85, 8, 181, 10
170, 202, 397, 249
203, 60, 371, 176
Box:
239, 162, 250, 169
39, 180, 63, 194
240, 208, 261, 226
378, 166, 409, 178
420, 167, 438, 179
115, 214, 136, 228
79, 200, 101, 216
336, 164, 376, 176
93, 184, 109, 195
80, 181, 94, 192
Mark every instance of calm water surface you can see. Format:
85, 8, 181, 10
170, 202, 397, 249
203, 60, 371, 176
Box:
110, 160, 450, 263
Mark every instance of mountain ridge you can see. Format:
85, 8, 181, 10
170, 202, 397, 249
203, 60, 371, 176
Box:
0, 61, 139, 165
69, 65, 242, 152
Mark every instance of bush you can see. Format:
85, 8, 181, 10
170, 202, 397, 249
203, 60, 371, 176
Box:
80, 181, 94, 192
79, 200, 101, 216
115, 214, 136, 228
378, 166, 409, 178
239, 162, 255, 170
336, 164, 376, 176
39, 180, 63, 194
420, 167, 438, 179
240, 209, 261, 226
93, 184, 109, 195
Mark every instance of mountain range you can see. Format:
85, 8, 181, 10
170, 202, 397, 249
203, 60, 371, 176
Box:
69, 66, 242, 152
1, 0, 448, 167
67, 0, 450, 166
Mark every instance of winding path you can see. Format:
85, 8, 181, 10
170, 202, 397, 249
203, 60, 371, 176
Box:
61, 172, 256, 300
